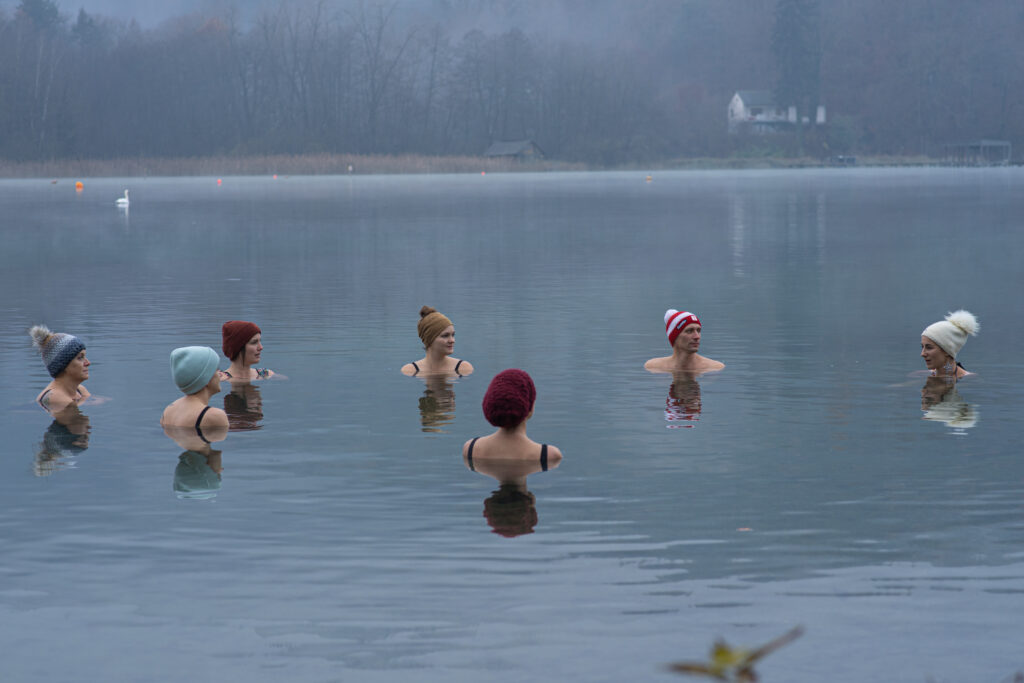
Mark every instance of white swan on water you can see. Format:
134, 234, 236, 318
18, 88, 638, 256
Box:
115, 189, 130, 207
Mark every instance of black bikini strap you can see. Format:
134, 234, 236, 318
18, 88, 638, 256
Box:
540, 444, 548, 471
195, 405, 212, 444
454, 359, 463, 375
467, 437, 479, 471
411, 361, 420, 375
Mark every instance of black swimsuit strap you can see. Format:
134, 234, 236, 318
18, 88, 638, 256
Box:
467, 437, 479, 471
38, 389, 52, 407
411, 361, 420, 375
540, 444, 548, 472
454, 359, 463, 375
195, 405, 212, 444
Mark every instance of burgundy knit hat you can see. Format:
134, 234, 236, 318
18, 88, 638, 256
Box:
482, 369, 536, 428
222, 321, 261, 360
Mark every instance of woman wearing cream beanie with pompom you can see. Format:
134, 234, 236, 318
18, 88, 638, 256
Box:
920, 309, 979, 381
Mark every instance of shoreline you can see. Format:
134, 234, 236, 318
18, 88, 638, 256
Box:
0, 152, 1004, 179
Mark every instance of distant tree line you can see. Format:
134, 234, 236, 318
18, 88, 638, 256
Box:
1, 0, 1022, 164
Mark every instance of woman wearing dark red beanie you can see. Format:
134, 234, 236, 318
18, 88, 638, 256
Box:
462, 369, 562, 471
463, 369, 562, 537
220, 321, 277, 381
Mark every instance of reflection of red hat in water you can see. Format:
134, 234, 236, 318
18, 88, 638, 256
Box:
665, 380, 702, 429
483, 485, 538, 537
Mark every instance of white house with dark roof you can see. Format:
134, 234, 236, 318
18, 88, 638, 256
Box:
728, 90, 825, 134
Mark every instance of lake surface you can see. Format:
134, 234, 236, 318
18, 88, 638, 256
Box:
1, 168, 1022, 682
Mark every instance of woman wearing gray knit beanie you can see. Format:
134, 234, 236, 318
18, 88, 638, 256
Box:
920, 310, 980, 381
30, 325, 92, 413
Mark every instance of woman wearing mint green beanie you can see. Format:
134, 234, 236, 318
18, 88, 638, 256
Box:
160, 346, 229, 442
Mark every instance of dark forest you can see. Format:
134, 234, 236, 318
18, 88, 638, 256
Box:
2, 0, 1022, 164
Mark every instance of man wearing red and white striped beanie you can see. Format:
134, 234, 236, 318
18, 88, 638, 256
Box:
644, 308, 725, 374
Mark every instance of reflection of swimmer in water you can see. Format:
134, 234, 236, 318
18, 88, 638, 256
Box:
164, 400, 227, 500
220, 321, 280, 381
920, 377, 978, 430
665, 373, 702, 429
173, 450, 224, 500
161, 346, 229, 440
418, 375, 456, 433
645, 309, 724, 374
224, 382, 264, 431
402, 306, 474, 377
483, 485, 538, 537
462, 369, 562, 537
30, 325, 93, 412
34, 406, 91, 476
920, 310, 978, 382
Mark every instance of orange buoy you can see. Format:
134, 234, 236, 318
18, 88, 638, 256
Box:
75, 181, 84, 192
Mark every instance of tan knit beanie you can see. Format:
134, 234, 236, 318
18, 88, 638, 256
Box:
417, 306, 453, 349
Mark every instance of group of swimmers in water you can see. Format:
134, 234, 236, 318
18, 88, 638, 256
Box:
28, 304, 980, 517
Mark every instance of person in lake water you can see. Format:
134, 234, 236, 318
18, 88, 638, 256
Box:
220, 320, 275, 381
161, 346, 229, 440
463, 369, 561, 538
462, 369, 561, 468
30, 325, 92, 412
920, 309, 979, 381
645, 309, 725, 374
402, 306, 473, 377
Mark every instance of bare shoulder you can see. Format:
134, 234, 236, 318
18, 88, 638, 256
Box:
702, 358, 725, 372
545, 444, 564, 462
401, 362, 417, 376
644, 356, 670, 373
456, 359, 474, 376
202, 406, 230, 428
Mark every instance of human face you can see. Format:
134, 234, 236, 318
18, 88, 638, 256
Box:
920, 336, 951, 372
63, 350, 90, 383
431, 325, 455, 356
243, 334, 263, 365
674, 324, 702, 353
207, 371, 222, 394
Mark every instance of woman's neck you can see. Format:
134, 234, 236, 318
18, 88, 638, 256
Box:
228, 358, 251, 377
424, 347, 450, 367
53, 373, 82, 396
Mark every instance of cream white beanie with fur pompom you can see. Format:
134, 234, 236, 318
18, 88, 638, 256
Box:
922, 310, 979, 359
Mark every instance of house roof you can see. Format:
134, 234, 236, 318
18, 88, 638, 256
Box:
484, 140, 541, 156
735, 90, 778, 107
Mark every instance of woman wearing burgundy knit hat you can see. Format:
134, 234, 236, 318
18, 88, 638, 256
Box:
645, 308, 725, 374
402, 306, 473, 377
462, 369, 562, 470
219, 320, 277, 381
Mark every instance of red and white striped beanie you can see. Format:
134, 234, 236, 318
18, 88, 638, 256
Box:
664, 309, 701, 347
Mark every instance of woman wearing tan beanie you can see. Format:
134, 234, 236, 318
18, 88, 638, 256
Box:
402, 306, 473, 377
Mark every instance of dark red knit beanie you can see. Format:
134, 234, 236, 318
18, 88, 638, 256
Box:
482, 369, 536, 428
222, 320, 261, 360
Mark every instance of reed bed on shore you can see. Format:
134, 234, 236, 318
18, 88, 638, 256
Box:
0, 152, 583, 179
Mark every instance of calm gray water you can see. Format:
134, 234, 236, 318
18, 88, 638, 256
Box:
1, 168, 1022, 682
